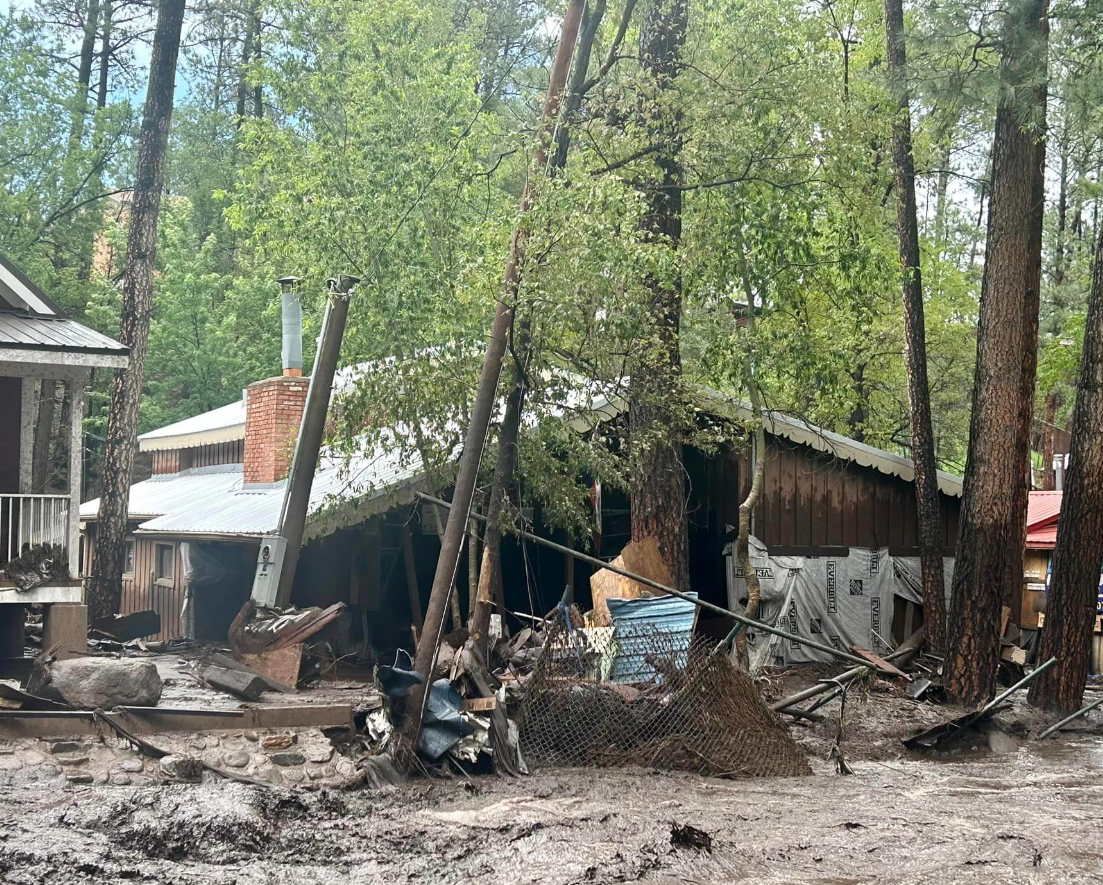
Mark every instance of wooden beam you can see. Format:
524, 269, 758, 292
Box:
401, 523, 423, 634
0, 703, 354, 739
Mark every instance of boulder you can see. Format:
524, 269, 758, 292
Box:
50, 659, 162, 709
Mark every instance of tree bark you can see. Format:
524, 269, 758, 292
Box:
402, 0, 585, 754
628, 0, 691, 592
944, 0, 1048, 707
68, 0, 101, 146
1028, 224, 1103, 714
884, 0, 946, 650
96, 0, 112, 109
732, 219, 765, 668
86, 0, 186, 623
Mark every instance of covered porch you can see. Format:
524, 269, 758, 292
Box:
0, 252, 129, 658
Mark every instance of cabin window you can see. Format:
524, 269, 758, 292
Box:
155, 543, 174, 584
123, 539, 135, 575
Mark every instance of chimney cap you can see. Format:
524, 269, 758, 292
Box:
277, 275, 302, 292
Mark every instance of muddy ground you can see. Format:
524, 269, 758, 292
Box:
4, 693, 1103, 883
4, 655, 1103, 884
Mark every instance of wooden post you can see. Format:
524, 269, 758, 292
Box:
19, 377, 34, 493
68, 372, 87, 579
401, 523, 423, 635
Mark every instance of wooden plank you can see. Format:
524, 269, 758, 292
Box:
0, 703, 355, 739
850, 646, 908, 678
210, 652, 297, 694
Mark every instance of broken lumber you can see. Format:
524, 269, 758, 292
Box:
904, 657, 1057, 751
0, 703, 354, 739
90, 610, 161, 642
210, 652, 296, 694
200, 666, 267, 702
850, 646, 909, 679
770, 629, 924, 713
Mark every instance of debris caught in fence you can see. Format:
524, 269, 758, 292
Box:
517, 605, 810, 778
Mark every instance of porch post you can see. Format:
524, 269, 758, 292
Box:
19, 377, 34, 493
68, 371, 89, 580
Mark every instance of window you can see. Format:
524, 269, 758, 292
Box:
155, 543, 174, 584
123, 539, 135, 576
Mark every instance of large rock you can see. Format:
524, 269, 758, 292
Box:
50, 659, 163, 709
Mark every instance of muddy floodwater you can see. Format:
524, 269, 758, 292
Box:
2, 736, 1103, 884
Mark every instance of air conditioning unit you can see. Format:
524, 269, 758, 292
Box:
250, 535, 287, 607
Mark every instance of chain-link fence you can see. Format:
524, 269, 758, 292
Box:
516, 607, 810, 778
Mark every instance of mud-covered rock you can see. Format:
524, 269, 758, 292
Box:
160, 755, 204, 782
50, 659, 162, 709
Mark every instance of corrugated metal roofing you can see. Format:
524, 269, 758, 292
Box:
0, 311, 128, 355
576, 387, 966, 497
138, 399, 246, 451
607, 593, 699, 683
1026, 491, 1062, 549
80, 448, 431, 540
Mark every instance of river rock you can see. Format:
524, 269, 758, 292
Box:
50, 659, 162, 709
160, 755, 204, 782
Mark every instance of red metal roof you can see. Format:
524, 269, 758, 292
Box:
1026, 491, 1062, 549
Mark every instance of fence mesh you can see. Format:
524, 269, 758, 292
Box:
516, 607, 811, 778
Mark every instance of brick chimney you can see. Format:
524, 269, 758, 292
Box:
244, 376, 308, 484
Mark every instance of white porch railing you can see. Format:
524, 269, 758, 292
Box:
0, 494, 71, 568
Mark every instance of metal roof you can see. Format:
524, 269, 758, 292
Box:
138, 399, 246, 451
80, 448, 432, 541
0, 311, 129, 356
574, 386, 965, 497
137, 359, 380, 452
695, 390, 965, 498
1026, 491, 1062, 549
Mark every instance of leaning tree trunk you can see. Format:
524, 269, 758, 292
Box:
468, 6, 621, 653
628, 0, 691, 591
31, 380, 57, 492
1029, 224, 1103, 714
86, 0, 186, 622
884, 0, 946, 650
944, 0, 1048, 707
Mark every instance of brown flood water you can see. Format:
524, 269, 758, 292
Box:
3, 736, 1103, 884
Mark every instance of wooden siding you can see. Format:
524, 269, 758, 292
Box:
152, 440, 243, 475
85, 525, 186, 640
711, 434, 961, 552
119, 537, 185, 641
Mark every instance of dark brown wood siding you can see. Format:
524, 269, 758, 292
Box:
151, 440, 244, 475
711, 434, 961, 552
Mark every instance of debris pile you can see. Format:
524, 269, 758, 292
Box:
514, 605, 811, 778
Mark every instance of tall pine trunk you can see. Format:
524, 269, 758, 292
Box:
628, 0, 690, 591
87, 0, 186, 622
944, 0, 1048, 706
1029, 224, 1103, 714
884, 0, 946, 650
1027, 226, 1103, 710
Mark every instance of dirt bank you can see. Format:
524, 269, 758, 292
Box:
3, 735, 1103, 884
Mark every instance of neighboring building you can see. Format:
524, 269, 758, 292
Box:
574, 390, 964, 662
80, 349, 446, 649
0, 252, 129, 658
